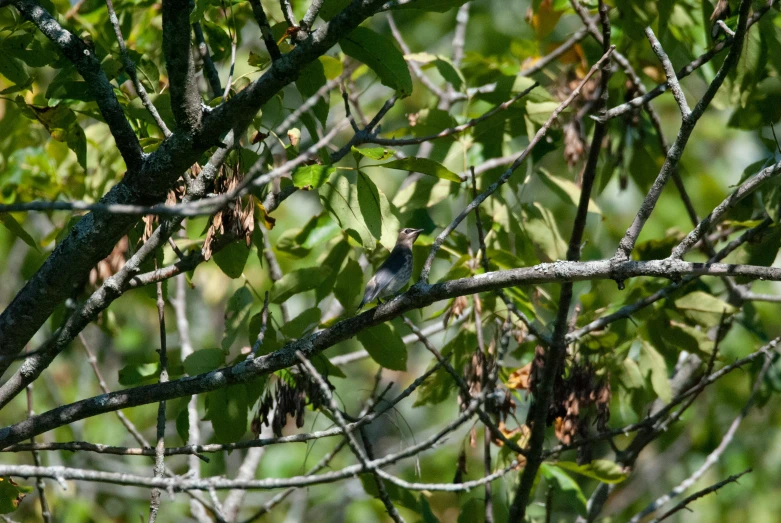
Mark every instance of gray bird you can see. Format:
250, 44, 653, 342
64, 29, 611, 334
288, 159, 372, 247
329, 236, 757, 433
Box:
357, 228, 424, 311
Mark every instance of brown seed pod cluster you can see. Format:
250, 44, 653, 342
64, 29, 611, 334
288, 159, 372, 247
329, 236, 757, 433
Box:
203, 171, 255, 261
252, 370, 332, 438
89, 236, 128, 287
523, 346, 610, 455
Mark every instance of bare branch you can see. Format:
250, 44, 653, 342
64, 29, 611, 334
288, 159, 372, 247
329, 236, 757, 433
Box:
193, 21, 223, 98
613, 0, 754, 263
163, 0, 203, 132
7, 256, 781, 447
671, 160, 781, 259
248, 0, 282, 60
419, 46, 615, 282
147, 277, 169, 523
652, 469, 751, 523
644, 26, 690, 118
105, 0, 171, 137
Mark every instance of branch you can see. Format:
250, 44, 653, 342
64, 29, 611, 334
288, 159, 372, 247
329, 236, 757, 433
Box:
6, 256, 781, 447
419, 46, 615, 282
613, 0, 754, 263
652, 469, 751, 523
248, 0, 282, 60
238, 440, 347, 522
671, 160, 781, 259
147, 278, 170, 523
628, 353, 772, 523
510, 3, 612, 517
193, 21, 223, 99
0, 0, 390, 364
24, 363, 52, 523
644, 26, 691, 118
163, 0, 203, 132
296, 352, 405, 523
602, 1, 775, 121
106, 0, 171, 137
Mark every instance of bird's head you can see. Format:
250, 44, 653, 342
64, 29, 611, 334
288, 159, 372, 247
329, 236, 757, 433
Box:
397, 228, 424, 246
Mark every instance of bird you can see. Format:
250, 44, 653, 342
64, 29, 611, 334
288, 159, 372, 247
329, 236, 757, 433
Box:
357, 228, 424, 311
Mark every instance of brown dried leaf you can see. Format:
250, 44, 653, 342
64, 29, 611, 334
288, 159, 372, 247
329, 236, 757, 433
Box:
507, 363, 532, 391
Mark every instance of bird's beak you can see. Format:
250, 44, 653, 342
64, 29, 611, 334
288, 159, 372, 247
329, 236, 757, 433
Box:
413, 229, 424, 236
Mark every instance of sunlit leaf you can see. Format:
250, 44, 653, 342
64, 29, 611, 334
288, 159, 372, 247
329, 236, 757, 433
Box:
0, 214, 38, 251
555, 460, 628, 484
376, 157, 462, 182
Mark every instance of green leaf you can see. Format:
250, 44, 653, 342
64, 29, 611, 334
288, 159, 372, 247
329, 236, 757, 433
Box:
213, 241, 250, 279
315, 240, 351, 302
296, 60, 329, 125
340, 27, 413, 96
222, 287, 254, 352
270, 266, 332, 303
190, 0, 211, 24
359, 474, 418, 511
541, 463, 587, 516
205, 385, 248, 443
357, 323, 408, 371
16, 101, 87, 170
320, 55, 343, 79
389, 0, 470, 12
321, 174, 376, 249
525, 101, 562, 125
0, 476, 32, 514
415, 330, 476, 406
319, 0, 350, 20
405, 52, 465, 91
522, 203, 567, 261
0, 214, 38, 251
639, 341, 671, 404
555, 460, 628, 484
620, 358, 644, 390
334, 258, 364, 309
280, 307, 322, 339
296, 213, 342, 249
248, 51, 271, 69
537, 168, 602, 215
292, 165, 334, 189
357, 171, 400, 250
352, 146, 395, 161
176, 408, 189, 444
675, 291, 737, 326
118, 362, 159, 386
183, 348, 225, 376
0, 56, 29, 87
376, 157, 461, 182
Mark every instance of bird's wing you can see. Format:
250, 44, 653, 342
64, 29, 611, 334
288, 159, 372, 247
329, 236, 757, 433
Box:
358, 247, 407, 308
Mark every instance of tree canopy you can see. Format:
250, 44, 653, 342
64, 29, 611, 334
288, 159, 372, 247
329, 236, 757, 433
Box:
2, 0, 781, 521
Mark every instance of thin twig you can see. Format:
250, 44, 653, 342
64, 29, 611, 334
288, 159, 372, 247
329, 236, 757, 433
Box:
652, 469, 751, 523
105, 0, 171, 136
147, 277, 169, 523
419, 46, 615, 282
25, 352, 52, 523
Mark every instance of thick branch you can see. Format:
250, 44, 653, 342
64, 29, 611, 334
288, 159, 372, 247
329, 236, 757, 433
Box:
163, 0, 203, 132
0, 0, 388, 366
5, 257, 781, 447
